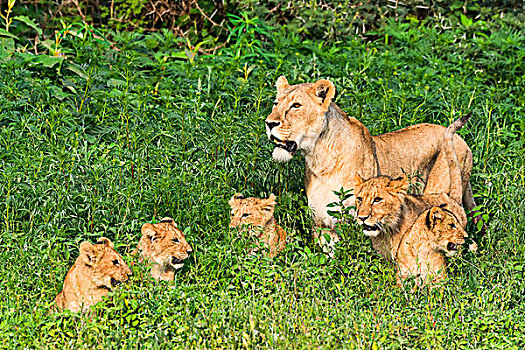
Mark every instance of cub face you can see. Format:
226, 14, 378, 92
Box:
81, 237, 132, 289
228, 193, 276, 236
139, 218, 193, 270
265, 76, 336, 162
353, 175, 409, 237
425, 206, 467, 257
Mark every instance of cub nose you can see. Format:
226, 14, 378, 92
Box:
265, 121, 280, 130
186, 250, 192, 255
358, 215, 369, 223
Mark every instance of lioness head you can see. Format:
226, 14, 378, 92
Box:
265, 76, 336, 162
80, 237, 132, 289
140, 218, 193, 270
353, 175, 409, 237
424, 206, 467, 257
228, 193, 277, 237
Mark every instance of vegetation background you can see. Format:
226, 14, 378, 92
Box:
1, 0, 524, 348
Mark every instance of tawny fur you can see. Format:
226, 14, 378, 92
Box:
53, 237, 132, 313
353, 174, 467, 260
394, 206, 467, 287
265, 76, 476, 248
135, 217, 193, 281
229, 193, 287, 258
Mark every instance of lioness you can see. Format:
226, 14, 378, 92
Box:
395, 206, 467, 287
53, 237, 132, 313
265, 76, 478, 247
229, 193, 287, 258
136, 217, 193, 281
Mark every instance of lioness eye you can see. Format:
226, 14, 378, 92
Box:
172, 238, 180, 244
356, 197, 362, 202
291, 103, 301, 108
242, 213, 250, 218
449, 223, 456, 229
273, 101, 278, 106
112, 259, 119, 266
373, 197, 383, 203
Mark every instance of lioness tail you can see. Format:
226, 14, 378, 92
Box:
444, 113, 472, 203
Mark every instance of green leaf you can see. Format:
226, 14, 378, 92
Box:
0, 29, 19, 40
66, 63, 87, 79
12, 16, 42, 36
34, 55, 64, 68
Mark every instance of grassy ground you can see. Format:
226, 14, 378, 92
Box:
1, 19, 524, 348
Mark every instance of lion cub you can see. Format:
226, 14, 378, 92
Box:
353, 114, 471, 259
229, 193, 287, 258
53, 237, 132, 313
395, 205, 467, 287
136, 217, 193, 281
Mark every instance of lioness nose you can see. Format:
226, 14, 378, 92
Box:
265, 121, 280, 130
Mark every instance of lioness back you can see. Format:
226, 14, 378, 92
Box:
229, 193, 287, 258
53, 237, 131, 313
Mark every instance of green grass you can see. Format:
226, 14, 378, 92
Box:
1, 19, 525, 348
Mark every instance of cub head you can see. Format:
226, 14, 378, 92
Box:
353, 175, 409, 237
424, 206, 467, 257
78, 237, 132, 289
228, 193, 277, 237
265, 76, 336, 162
140, 218, 193, 269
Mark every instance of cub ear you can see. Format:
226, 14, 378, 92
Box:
229, 193, 244, 207
276, 76, 290, 94
96, 237, 114, 249
388, 174, 409, 194
79, 241, 97, 266
311, 79, 335, 109
425, 207, 444, 230
160, 217, 177, 226
142, 223, 160, 241
265, 193, 277, 207
353, 174, 364, 188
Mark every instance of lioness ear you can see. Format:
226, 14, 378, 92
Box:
312, 79, 335, 109
96, 237, 114, 249
276, 76, 290, 94
388, 174, 409, 193
79, 241, 97, 266
426, 207, 444, 230
142, 223, 160, 241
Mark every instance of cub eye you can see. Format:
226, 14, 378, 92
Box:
449, 223, 456, 229
112, 259, 120, 266
273, 101, 278, 106
172, 238, 180, 244
291, 103, 301, 108
356, 197, 362, 202
242, 213, 250, 218
373, 197, 383, 203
